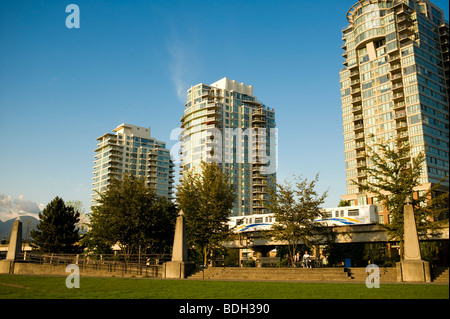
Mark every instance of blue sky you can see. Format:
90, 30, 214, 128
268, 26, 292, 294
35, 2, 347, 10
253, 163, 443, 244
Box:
0, 0, 448, 221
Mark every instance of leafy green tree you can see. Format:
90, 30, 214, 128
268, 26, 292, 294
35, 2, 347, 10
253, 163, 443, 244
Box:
31, 196, 81, 253
338, 199, 351, 207
87, 174, 177, 257
353, 137, 448, 258
266, 174, 328, 264
176, 161, 236, 266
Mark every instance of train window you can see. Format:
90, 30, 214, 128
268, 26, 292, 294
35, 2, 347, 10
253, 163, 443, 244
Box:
236, 219, 243, 225
340, 210, 344, 217
348, 209, 359, 216
334, 211, 339, 218
255, 217, 263, 223
325, 212, 332, 218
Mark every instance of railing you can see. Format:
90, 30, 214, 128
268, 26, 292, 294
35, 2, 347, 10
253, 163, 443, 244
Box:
15, 252, 172, 277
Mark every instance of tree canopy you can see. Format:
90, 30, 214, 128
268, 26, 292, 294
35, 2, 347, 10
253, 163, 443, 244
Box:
353, 137, 448, 257
176, 161, 236, 265
31, 196, 81, 253
86, 174, 177, 256
267, 174, 329, 263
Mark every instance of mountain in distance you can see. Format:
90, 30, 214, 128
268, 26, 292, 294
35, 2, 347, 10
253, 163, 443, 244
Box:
0, 216, 40, 242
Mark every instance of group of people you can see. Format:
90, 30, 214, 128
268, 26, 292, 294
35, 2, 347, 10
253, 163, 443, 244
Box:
291, 251, 328, 268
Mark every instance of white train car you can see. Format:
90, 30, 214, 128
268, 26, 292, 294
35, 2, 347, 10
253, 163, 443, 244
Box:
228, 213, 275, 233
314, 204, 379, 226
227, 205, 378, 233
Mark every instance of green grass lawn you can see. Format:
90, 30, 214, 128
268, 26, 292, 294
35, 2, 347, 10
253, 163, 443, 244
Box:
0, 274, 448, 299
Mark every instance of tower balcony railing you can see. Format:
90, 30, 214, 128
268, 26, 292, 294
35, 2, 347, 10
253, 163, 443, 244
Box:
394, 101, 406, 109
394, 111, 406, 119
393, 92, 404, 100
392, 82, 403, 90
352, 105, 362, 113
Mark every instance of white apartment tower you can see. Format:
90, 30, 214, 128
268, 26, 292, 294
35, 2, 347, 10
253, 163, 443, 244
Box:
92, 123, 175, 204
180, 77, 277, 216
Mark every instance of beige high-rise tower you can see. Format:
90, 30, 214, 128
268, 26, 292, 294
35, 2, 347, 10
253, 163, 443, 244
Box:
92, 123, 175, 204
339, 0, 449, 223
180, 77, 277, 216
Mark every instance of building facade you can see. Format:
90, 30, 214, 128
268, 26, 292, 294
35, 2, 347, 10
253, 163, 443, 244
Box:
339, 0, 449, 222
92, 124, 175, 204
180, 77, 277, 216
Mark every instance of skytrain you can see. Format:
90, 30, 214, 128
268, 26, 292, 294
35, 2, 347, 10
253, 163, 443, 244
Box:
227, 205, 379, 233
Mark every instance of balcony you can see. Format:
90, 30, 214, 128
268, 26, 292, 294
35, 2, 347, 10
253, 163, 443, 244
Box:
352, 105, 362, 113
352, 96, 362, 103
391, 73, 402, 82
253, 187, 267, 194
392, 82, 403, 91
205, 102, 221, 110
388, 54, 400, 62
355, 141, 365, 149
349, 70, 359, 77
399, 33, 414, 42
390, 64, 401, 71
351, 88, 361, 95
394, 101, 406, 109
396, 121, 407, 129
355, 132, 364, 140
394, 111, 406, 119
356, 151, 366, 158
392, 92, 404, 100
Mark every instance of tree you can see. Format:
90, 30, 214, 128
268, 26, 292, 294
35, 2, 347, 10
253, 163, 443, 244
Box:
338, 199, 351, 207
353, 137, 449, 258
176, 161, 236, 266
31, 196, 81, 253
87, 174, 177, 258
266, 174, 328, 264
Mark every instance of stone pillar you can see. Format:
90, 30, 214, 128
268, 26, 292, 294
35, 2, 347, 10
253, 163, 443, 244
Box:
6, 218, 22, 261
396, 198, 431, 282
0, 217, 23, 274
164, 211, 194, 278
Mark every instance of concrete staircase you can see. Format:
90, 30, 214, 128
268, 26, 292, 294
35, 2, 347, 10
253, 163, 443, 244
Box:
188, 267, 355, 282
188, 266, 449, 283
344, 267, 397, 282
188, 267, 403, 282
431, 267, 449, 283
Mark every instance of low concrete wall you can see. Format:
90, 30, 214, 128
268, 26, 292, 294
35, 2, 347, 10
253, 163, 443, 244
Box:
1, 261, 165, 278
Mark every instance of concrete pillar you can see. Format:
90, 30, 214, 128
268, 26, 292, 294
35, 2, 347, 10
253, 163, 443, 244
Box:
0, 217, 23, 274
171, 210, 188, 262
6, 218, 22, 261
164, 210, 194, 278
396, 198, 431, 282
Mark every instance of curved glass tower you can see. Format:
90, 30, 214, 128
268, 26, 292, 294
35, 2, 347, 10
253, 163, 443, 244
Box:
339, 0, 449, 222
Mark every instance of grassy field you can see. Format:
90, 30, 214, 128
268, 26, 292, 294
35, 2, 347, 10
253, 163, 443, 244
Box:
0, 274, 448, 299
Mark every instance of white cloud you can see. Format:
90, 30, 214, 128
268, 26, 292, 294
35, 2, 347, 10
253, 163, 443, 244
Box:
168, 41, 190, 102
166, 24, 200, 103
0, 193, 42, 222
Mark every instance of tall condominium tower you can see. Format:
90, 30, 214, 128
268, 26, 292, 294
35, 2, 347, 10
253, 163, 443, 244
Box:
339, 0, 449, 222
180, 77, 277, 216
92, 123, 175, 204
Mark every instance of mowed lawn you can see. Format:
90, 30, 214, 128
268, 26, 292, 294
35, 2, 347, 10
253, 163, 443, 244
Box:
0, 274, 448, 299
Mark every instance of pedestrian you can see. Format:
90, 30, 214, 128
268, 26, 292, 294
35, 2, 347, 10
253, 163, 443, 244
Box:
303, 251, 311, 268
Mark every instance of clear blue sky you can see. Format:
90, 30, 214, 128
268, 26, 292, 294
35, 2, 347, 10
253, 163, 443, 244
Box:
0, 0, 448, 221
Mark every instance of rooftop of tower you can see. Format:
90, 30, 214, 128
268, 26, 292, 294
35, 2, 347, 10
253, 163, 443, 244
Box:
209, 77, 254, 96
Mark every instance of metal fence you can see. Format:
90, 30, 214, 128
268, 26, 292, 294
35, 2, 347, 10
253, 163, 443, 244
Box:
16, 252, 172, 277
